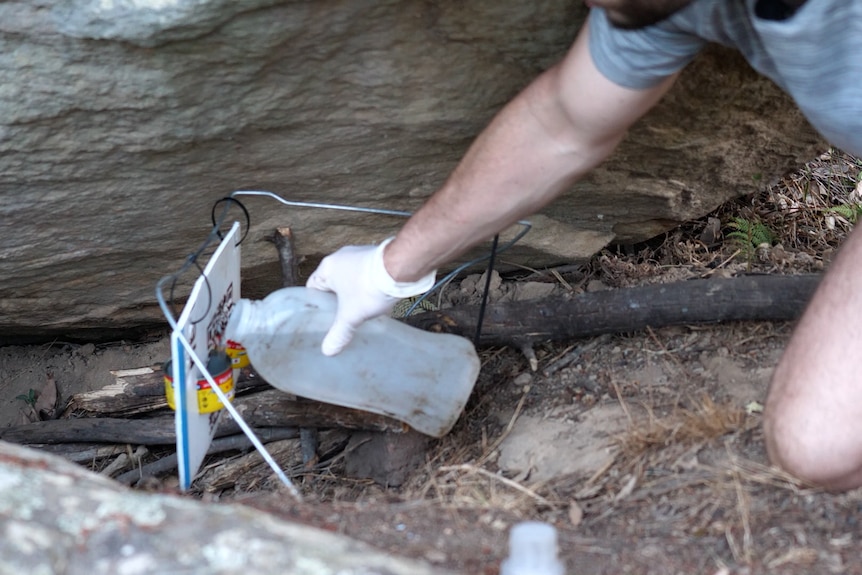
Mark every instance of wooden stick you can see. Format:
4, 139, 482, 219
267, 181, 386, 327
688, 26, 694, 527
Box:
274, 226, 319, 466
274, 226, 301, 288
29, 443, 129, 463
300, 427, 320, 468
114, 427, 300, 486
196, 438, 301, 493
405, 274, 821, 346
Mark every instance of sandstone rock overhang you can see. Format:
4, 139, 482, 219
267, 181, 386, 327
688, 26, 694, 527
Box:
0, 1, 823, 340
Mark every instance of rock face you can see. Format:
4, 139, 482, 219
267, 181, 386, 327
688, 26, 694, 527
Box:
0, 440, 452, 575
0, 1, 823, 339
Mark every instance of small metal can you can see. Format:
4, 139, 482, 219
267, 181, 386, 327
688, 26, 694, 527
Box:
224, 339, 249, 368
163, 351, 235, 414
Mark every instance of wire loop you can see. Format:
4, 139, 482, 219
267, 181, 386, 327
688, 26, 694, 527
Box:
211, 197, 250, 246
157, 189, 532, 346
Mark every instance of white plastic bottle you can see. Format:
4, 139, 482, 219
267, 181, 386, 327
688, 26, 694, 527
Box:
223, 286, 481, 437
500, 522, 566, 575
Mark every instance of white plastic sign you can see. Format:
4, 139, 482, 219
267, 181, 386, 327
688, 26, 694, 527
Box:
171, 222, 241, 490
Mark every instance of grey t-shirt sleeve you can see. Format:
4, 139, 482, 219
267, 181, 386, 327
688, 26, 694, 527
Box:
587, 8, 706, 90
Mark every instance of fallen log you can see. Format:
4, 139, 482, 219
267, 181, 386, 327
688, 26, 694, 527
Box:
0, 441, 451, 575
4, 389, 406, 445
70, 364, 403, 434
65, 365, 268, 416
234, 390, 407, 432
1, 416, 197, 445
0, 417, 293, 446
406, 274, 821, 346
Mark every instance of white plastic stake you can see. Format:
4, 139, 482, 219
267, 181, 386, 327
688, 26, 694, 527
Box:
500, 522, 565, 575
178, 332, 301, 500
161, 222, 297, 497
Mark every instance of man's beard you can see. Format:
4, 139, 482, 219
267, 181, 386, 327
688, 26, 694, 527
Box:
604, 0, 695, 29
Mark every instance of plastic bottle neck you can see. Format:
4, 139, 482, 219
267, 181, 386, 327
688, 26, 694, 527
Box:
224, 298, 253, 342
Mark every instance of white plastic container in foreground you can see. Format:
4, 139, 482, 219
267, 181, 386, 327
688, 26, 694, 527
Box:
500, 522, 565, 575
223, 286, 481, 437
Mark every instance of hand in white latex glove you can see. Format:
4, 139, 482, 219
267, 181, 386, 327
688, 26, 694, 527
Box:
306, 238, 436, 356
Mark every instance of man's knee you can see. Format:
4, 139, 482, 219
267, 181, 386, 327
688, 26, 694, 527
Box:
762, 406, 815, 481
764, 398, 862, 492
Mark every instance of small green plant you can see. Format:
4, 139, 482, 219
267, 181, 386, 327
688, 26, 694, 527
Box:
825, 203, 862, 224
15, 388, 37, 408
727, 216, 775, 252
726, 216, 775, 270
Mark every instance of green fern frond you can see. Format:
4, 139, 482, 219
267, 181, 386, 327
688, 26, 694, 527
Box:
825, 203, 862, 224
726, 217, 775, 249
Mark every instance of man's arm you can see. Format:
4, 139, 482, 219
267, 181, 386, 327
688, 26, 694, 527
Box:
383, 20, 678, 282
308, 19, 679, 355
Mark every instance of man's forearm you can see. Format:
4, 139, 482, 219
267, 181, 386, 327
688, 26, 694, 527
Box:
384, 66, 611, 281
383, 22, 677, 282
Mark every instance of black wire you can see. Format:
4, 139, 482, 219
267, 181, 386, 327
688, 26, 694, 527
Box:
167, 272, 182, 320
211, 197, 250, 245
157, 197, 250, 324
189, 258, 212, 326
473, 234, 499, 346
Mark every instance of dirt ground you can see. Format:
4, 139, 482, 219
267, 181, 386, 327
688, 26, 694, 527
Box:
2, 150, 862, 574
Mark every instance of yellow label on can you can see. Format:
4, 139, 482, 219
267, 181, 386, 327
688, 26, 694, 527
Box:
225, 339, 249, 368
163, 353, 236, 414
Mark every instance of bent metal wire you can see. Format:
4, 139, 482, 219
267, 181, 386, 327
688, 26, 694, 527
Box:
156, 189, 533, 339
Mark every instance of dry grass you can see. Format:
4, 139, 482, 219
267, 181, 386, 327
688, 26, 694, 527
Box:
616, 395, 749, 460
405, 378, 558, 516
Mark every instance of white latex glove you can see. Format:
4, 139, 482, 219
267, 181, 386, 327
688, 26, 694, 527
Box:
306, 238, 436, 356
